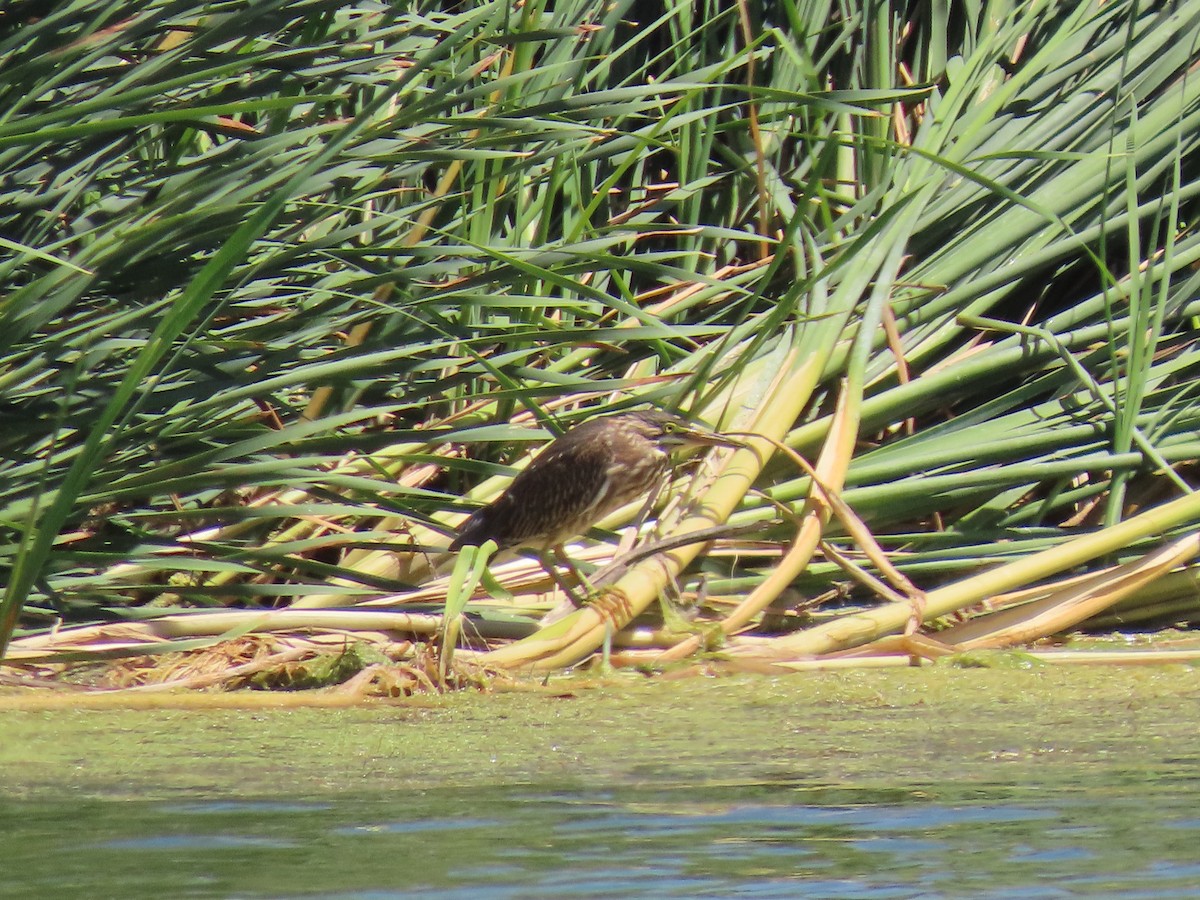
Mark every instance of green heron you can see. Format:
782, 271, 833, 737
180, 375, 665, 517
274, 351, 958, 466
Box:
450, 410, 741, 577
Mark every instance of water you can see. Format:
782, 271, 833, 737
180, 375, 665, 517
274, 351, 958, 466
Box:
5, 668, 1199, 897
5, 774, 1199, 898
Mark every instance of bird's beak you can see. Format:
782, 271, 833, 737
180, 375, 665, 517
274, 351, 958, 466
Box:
676, 427, 747, 451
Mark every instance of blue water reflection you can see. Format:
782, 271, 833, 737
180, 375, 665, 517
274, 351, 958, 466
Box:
6, 776, 1199, 898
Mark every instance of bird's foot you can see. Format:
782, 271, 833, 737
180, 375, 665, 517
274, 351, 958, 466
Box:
536, 583, 632, 629
580, 586, 634, 631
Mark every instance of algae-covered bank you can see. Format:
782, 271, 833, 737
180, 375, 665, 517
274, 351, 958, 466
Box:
3, 667, 1198, 800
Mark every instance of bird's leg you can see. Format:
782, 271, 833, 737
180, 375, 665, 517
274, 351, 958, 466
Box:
564, 548, 634, 632
597, 620, 615, 675
536, 545, 634, 631
551, 545, 630, 615
536, 545, 594, 606
534, 545, 595, 627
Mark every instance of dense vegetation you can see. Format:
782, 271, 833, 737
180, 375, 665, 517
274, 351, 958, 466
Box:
2, 0, 1199, 687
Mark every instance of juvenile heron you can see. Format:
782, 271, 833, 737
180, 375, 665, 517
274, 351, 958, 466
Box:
450, 410, 741, 567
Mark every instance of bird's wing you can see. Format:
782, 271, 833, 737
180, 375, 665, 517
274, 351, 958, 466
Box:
453, 439, 612, 551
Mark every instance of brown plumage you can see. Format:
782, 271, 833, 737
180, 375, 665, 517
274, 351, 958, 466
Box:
450, 410, 740, 554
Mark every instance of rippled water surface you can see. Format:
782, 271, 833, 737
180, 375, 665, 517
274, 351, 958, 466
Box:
7, 770, 1200, 897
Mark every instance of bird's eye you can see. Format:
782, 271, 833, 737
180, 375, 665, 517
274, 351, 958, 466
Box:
662, 421, 680, 433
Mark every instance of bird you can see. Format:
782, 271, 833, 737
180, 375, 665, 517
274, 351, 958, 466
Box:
449, 410, 742, 577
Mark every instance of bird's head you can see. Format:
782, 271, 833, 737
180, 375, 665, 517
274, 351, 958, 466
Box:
618, 410, 744, 453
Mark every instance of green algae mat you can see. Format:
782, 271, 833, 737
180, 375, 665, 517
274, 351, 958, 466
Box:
3, 667, 1197, 799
